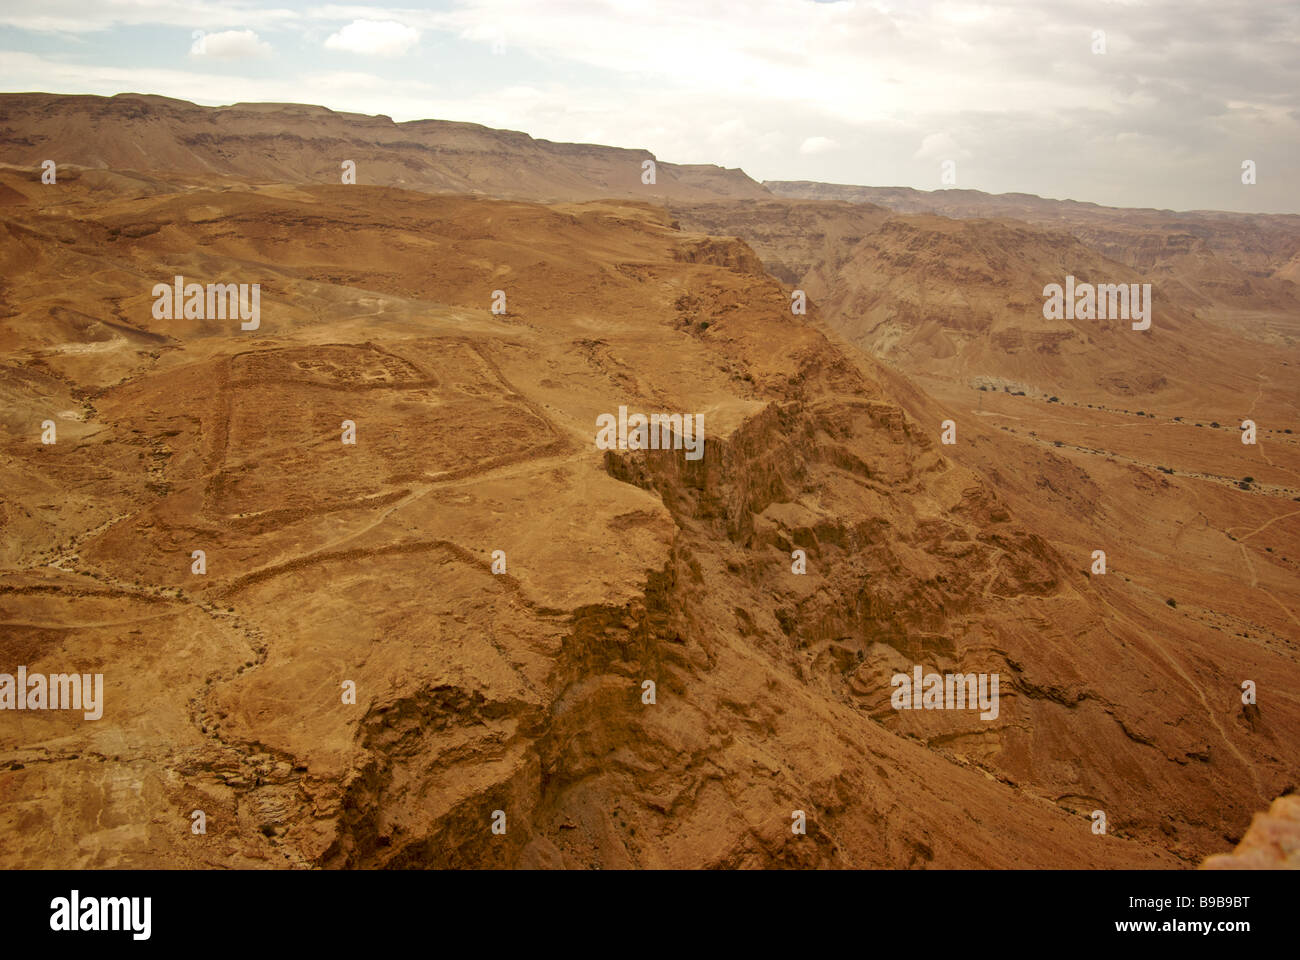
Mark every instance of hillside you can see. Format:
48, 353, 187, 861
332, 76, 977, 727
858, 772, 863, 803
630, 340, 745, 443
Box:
765, 179, 1300, 317
0, 97, 1297, 870
0, 93, 768, 203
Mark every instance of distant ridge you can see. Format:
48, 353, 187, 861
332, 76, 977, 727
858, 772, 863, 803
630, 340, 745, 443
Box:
764, 179, 1300, 224
0, 92, 770, 203
763, 178, 1300, 291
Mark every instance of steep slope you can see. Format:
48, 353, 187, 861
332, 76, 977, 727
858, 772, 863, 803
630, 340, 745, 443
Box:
0, 93, 768, 203
765, 180, 1300, 318
814, 215, 1297, 409
674, 197, 1299, 434
670, 193, 1300, 870
7, 168, 1290, 869
667, 198, 892, 286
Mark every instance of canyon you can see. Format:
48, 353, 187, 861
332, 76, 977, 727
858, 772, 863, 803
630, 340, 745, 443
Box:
0, 94, 1296, 869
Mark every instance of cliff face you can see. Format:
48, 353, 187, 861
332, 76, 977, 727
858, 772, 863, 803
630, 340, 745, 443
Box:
1202, 795, 1300, 869
670, 188, 1300, 870
0, 93, 769, 203
764, 179, 1300, 312
1, 100, 1296, 870
4, 161, 1293, 868
669, 198, 892, 286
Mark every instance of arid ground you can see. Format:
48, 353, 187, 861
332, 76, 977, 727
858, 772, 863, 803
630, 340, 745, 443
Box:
1, 94, 1297, 868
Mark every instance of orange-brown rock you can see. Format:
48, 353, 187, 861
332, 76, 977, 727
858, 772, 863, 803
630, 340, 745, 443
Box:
1, 96, 1296, 870
1202, 795, 1300, 869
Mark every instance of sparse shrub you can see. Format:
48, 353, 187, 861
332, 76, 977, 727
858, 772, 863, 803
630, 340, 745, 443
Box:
1166, 598, 1177, 608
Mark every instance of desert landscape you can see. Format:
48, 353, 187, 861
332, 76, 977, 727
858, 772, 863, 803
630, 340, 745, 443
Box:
0, 92, 1296, 870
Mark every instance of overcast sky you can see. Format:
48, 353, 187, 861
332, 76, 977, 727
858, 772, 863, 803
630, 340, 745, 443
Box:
2, 0, 1296, 213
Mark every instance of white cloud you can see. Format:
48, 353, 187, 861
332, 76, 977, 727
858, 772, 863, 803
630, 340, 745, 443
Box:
0, 51, 435, 116
799, 136, 840, 155
190, 29, 272, 60
913, 132, 970, 160
2, 0, 1297, 212
0, 1, 298, 34
324, 19, 420, 56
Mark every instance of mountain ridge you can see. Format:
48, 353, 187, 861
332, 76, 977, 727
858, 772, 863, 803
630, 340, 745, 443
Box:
0, 92, 768, 203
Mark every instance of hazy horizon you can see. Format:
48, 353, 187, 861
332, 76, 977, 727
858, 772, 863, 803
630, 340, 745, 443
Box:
2, 1, 1297, 215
